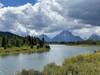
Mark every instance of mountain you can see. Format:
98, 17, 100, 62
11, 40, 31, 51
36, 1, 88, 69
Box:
38, 34, 51, 42
88, 34, 100, 41
51, 30, 82, 42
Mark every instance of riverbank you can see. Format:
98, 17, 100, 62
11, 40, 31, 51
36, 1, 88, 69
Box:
0, 47, 50, 56
65, 44, 100, 47
65, 41, 100, 46
17, 51, 100, 75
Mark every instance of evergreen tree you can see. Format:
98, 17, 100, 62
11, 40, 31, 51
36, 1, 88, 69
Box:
2, 36, 8, 49
16, 39, 20, 47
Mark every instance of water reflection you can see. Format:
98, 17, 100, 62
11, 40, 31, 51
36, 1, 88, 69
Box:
0, 45, 100, 75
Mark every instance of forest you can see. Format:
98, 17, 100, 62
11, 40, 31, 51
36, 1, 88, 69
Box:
0, 32, 50, 55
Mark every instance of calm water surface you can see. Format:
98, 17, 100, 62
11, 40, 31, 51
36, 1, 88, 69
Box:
0, 44, 100, 75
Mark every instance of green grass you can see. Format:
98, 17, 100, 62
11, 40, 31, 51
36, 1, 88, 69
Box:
17, 51, 100, 75
0, 46, 50, 56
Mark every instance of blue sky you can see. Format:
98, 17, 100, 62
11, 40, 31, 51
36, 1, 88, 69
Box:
0, 0, 37, 6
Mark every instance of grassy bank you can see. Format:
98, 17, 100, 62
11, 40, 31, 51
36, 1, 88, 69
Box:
17, 51, 100, 75
0, 46, 50, 56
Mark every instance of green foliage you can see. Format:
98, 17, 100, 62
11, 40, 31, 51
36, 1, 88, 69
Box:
0, 32, 50, 55
16, 69, 42, 75
2, 36, 8, 49
17, 52, 100, 75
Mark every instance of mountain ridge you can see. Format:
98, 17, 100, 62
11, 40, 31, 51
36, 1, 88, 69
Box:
51, 30, 82, 42
88, 34, 100, 41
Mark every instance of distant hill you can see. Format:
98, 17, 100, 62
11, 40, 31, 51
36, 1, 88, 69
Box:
0, 31, 24, 47
51, 30, 82, 42
0, 31, 23, 38
88, 34, 100, 41
38, 34, 51, 42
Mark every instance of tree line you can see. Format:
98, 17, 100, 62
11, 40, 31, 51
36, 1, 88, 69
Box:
0, 35, 49, 49
65, 40, 100, 45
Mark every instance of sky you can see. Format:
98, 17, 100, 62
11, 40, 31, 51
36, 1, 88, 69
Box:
0, 0, 100, 39
0, 0, 37, 6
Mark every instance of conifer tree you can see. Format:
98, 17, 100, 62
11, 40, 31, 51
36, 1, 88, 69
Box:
2, 36, 8, 49
16, 39, 20, 47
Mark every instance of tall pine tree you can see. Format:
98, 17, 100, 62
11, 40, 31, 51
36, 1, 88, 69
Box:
2, 36, 8, 49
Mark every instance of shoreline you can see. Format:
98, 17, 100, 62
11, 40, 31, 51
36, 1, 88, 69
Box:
0, 47, 50, 56
17, 50, 100, 75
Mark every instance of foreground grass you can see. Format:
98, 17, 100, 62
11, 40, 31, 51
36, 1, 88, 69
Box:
0, 46, 50, 56
17, 51, 100, 75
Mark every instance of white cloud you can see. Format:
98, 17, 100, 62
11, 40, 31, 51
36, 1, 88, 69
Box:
72, 26, 100, 39
0, 0, 100, 38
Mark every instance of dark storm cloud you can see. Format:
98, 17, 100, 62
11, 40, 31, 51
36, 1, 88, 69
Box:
68, 0, 100, 26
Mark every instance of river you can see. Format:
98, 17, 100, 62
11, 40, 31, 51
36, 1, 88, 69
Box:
0, 44, 100, 75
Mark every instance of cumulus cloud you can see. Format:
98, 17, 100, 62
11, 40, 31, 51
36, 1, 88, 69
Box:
0, 0, 100, 38
72, 26, 100, 39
